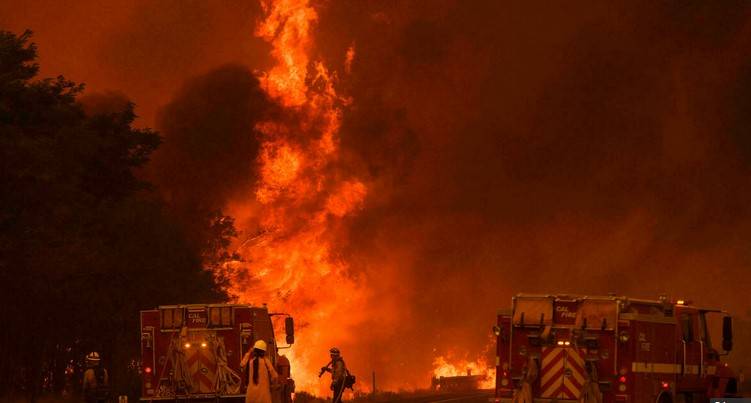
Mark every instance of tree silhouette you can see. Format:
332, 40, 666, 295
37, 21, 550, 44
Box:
0, 30, 229, 401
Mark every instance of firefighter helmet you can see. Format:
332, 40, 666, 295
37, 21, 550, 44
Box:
86, 352, 101, 362
329, 347, 340, 356
253, 340, 267, 352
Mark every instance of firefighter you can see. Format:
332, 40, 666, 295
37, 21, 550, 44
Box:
320, 347, 347, 403
241, 340, 278, 403
82, 352, 109, 403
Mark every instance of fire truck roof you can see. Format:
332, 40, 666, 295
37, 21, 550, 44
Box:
142, 303, 270, 312
510, 293, 724, 312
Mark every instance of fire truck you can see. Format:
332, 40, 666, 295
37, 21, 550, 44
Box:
492, 294, 738, 403
140, 304, 295, 402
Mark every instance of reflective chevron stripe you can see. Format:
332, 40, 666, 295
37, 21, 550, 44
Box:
540, 347, 565, 398
561, 348, 585, 400
186, 346, 217, 393
540, 347, 586, 399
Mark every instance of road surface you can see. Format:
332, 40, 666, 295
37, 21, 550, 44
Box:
387, 390, 493, 403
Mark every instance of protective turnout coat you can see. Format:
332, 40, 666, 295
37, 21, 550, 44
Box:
329, 357, 347, 403
241, 352, 278, 403
82, 367, 109, 403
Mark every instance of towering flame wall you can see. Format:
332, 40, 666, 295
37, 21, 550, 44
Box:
220, 0, 370, 393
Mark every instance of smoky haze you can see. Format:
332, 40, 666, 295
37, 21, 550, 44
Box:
318, 0, 751, 388
0, 0, 270, 126
6, 0, 751, 391
152, 64, 271, 214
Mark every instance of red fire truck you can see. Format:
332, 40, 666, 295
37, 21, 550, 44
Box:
140, 304, 295, 402
492, 294, 738, 403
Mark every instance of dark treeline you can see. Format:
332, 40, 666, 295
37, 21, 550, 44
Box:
0, 31, 232, 402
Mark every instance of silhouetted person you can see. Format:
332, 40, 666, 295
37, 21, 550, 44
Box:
320, 347, 347, 403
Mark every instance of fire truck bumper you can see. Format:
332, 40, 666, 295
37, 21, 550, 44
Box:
491, 399, 578, 403
140, 394, 245, 402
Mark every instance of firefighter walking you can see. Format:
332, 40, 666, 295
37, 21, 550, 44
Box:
320, 347, 347, 403
82, 352, 109, 403
241, 340, 279, 403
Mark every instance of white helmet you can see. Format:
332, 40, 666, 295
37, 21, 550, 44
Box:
253, 340, 267, 352
86, 352, 101, 362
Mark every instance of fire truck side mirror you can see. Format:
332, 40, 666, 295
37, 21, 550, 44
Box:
285, 317, 295, 345
722, 316, 733, 352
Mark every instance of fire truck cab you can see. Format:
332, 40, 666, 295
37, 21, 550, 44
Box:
140, 304, 295, 402
493, 294, 737, 403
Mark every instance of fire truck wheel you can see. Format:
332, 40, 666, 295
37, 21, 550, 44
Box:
656, 391, 673, 403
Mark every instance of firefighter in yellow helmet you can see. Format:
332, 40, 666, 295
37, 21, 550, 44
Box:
82, 352, 109, 403
241, 340, 278, 403
320, 347, 347, 403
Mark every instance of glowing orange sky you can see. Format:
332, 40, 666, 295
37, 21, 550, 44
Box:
5, 0, 751, 391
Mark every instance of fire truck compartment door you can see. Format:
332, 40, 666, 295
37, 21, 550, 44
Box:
513, 298, 553, 326
576, 300, 617, 330
540, 347, 586, 400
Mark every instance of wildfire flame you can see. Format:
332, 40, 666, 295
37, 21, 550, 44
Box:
432, 356, 496, 390
254, 0, 316, 107
223, 0, 493, 394
219, 0, 368, 394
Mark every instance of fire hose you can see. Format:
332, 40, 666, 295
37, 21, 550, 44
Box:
512, 356, 538, 403
156, 330, 194, 397
579, 361, 602, 403
173, 339, 194, 393
212, 336, 242, 394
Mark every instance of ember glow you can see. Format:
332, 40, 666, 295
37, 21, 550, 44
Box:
220, 0, 369, 394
